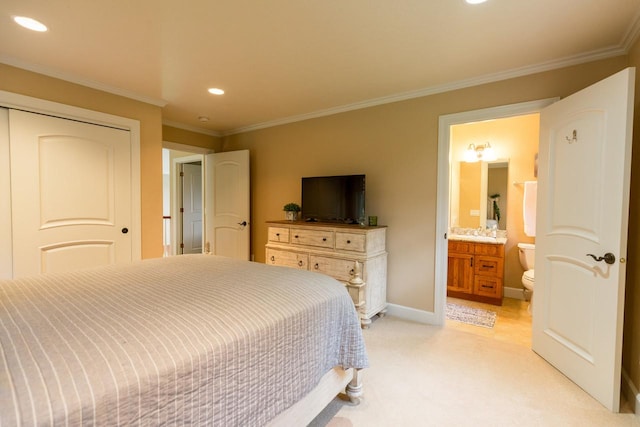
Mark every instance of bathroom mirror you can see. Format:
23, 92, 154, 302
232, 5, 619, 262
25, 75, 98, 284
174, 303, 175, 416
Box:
450, 159, 508, 230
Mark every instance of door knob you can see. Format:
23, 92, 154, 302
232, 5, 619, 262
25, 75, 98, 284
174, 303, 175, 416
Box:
237, 221, 247, 227
586, 252, 616, 265
121, 227, 129, 234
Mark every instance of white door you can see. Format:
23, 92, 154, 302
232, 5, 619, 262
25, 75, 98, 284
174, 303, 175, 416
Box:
9, 109, 132, 277
533, 68, 635, 411
204, 150, 250, 260
181, 162, 203, 254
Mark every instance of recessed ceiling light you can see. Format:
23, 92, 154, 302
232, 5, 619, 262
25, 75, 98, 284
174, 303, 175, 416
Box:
13, 16, 48, 32
208, 88, 225, 95
465, 0, 487, 4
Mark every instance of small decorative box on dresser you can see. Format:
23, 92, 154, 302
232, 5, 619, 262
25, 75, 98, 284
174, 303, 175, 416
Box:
447, 240, 505, 305
265, 221, 387, 328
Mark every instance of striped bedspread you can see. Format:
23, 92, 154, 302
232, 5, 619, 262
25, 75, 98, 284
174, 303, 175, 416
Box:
0, 255, 368, 426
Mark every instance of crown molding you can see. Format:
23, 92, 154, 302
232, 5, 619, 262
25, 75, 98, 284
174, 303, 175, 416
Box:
162, 120, 222, 138
0, 55, 168, 107
222, 45, 627, 136
622, 8, 640, 51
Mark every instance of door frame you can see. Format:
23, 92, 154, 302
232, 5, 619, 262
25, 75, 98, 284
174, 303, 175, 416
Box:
434, 98, 557, 325
163, 141, 213, 256
172, 155, 204, 255
0, 90, 141, 277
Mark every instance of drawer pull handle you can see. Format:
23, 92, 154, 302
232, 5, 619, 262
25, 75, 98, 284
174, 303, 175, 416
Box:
314, 263, 319, 269
347, 240, 351, 244
276, 233, 280, 237
294, 235, 299, 239
298, 260, 303, 267
270, 256, 275, 262
482, 264, 493, 268
481, 284, 493, 289
323, 237, 327, 241
349, 269, 354, 276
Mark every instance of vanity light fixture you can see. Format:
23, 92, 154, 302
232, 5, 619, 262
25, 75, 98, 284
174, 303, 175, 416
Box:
208, 88, 225, 95
13, 16, 48, 32
464, 142, 497, 162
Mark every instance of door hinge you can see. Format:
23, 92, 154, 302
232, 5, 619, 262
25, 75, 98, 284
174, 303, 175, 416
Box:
180, 171, 184, 177
180, 207, 184, 213
180, 243, 184, 249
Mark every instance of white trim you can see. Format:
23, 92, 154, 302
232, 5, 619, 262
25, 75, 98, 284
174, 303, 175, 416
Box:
622, 8, 640, 52
0, 90, 142, 265
0, 108, 12, 279
223, 47, 626, 136
435, 99, 557, 328
0, 55, 167, 107
162, 120, 222, 138
622, 368, 640, 415
385, 303, 439, 325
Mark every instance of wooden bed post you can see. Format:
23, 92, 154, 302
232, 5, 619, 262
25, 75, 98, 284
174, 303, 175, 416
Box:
348, 261, 370, 328
346, 368, 364, 405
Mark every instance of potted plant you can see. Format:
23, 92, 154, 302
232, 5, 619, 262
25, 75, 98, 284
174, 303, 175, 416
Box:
283, 202, 301, 221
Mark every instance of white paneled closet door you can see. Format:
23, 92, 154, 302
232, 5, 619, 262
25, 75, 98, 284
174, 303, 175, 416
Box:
8, 109, 133, 278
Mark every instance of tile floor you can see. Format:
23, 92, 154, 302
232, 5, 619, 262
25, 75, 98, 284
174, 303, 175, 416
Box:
446, 296, 533, 348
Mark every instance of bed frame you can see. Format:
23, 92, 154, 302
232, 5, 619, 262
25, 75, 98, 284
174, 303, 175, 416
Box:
268, 367, 363, 426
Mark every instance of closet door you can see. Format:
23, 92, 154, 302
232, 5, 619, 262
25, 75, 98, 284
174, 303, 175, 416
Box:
9, 109, 132, 277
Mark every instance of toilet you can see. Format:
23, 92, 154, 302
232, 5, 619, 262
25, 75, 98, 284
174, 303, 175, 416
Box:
518, 243, 536, 313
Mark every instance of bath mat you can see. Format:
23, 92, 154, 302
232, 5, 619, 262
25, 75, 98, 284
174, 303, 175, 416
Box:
446, 303, 497, 328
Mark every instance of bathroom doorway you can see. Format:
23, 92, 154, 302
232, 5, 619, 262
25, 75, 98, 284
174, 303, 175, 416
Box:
435, 99, 556, 342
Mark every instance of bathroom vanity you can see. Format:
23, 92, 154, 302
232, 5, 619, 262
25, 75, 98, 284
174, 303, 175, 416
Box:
447, 236, 505, 305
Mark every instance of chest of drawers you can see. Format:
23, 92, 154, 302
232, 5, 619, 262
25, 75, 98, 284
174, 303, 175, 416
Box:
265, 221, 387, 328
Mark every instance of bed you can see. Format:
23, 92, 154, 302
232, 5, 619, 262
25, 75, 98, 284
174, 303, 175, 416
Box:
0, 254, 368, 426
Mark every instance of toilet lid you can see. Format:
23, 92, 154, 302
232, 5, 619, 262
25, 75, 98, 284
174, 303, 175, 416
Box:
524, 269, 535, 281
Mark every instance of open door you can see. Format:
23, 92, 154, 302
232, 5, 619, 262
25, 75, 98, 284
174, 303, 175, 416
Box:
533, 68, 635, 411
204, 150, 250, 260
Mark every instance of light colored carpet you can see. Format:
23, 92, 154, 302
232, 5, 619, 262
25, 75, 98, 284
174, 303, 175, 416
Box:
309, 315, 640, 427
445, 302, 497, 328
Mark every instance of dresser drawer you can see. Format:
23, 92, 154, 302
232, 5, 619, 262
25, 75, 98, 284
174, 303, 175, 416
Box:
474, 276, 502, 298
291, 228, 334, 249
335, 232, 366, 252
266, 248, 308, 269
268, 227, 290, 243
310, 255, 358, 281
474, 256, 504, 278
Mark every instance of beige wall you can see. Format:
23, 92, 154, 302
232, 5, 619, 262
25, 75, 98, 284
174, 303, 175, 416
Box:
223, 57, 628, 313
0, 63, 165, 259
458, 162, 482, 228
163, 125, 223, 151
450, 114, 539, 292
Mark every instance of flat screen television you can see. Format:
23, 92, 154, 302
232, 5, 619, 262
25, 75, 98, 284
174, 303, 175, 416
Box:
301, 174, 365, 224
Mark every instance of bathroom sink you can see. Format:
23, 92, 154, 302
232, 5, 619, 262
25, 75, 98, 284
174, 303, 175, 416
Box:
448, 234, 507, 244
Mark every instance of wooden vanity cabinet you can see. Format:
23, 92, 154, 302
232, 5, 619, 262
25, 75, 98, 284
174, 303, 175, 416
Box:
447, 240, 504, 305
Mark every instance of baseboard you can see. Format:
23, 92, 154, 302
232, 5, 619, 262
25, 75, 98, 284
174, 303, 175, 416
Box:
385, 303, 440, 325
622, 368, 640, 415
504, 286, 528, 300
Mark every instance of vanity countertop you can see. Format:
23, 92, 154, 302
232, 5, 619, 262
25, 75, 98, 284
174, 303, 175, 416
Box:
448, 234, 507, 245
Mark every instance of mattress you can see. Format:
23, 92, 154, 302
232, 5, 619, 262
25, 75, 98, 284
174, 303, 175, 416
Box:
0, 255, 368, 426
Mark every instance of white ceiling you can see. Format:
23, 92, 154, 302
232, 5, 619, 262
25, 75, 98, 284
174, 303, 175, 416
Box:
2, 0, 640, 135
